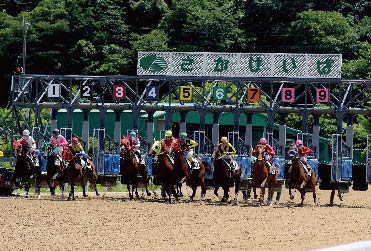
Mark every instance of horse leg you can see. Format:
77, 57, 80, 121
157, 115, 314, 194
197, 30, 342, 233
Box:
177, 182, 183, 197
24, 179, 30, 198
127, 183, 133, 200
266, 184, 273, 206
35, 171, 41, 199
311, 178, 317, 204
330, 188, 335, 206
299, 188, 305, 206
68, 179, 75, 201
289, 183, 294, 200
144, 176, 151, 196
214, 185, 219, 197
233, 179, 240, 206
222, 186, 229, 202
82, 176, 88, 197
190, 187, 196, 202
253, 186, 258, 199
200, 177, 206, 202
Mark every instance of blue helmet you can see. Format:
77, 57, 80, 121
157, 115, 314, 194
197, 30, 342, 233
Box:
129, 131, 137, 138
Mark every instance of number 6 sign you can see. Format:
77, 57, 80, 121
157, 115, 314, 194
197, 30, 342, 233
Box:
281, 88, 295, 102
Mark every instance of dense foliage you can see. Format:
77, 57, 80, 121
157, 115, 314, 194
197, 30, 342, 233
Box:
1, 0, 371, 148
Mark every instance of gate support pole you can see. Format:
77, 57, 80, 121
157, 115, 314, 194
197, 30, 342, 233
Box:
146, 111, 155, 148
245, 113, 253, 157
50, 109, 58, 131
114, 110, 121, 152
212, 112, 221, 146
279, 114, 287, 159
312, 114, 320, 159
346, 114, 354, 159
179, 111, 187, 134
82, 109, 90, 153
164, 107, 173, 130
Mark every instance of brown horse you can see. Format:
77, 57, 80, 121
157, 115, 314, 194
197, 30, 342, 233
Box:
120, 143, 151, 200
289, 156, 317, 206
173, 147, 207, 202
46, 150, 68, 198
213, 149, 241, 205
156, 144, 188, 202
252, 144, 278, 205
76, 157, 99, 197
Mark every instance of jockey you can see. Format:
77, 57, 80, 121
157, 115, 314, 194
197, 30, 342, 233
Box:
16, 129, 36, 155
161, 130, 176, 151
50, 129, 68, 157
128, 131, 144, 164
149, 140, 161, 161
295, 139, 312, 176
213, 136, 236, 166
179, 132, 198, 169
69, 137, 90, 167
252, 137, 275, 174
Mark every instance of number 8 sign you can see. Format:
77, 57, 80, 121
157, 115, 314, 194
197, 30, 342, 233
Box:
281, 88, 295, 102
113, 85, 126, 99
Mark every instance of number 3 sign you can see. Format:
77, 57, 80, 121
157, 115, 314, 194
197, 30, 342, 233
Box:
281, 88, 295, 102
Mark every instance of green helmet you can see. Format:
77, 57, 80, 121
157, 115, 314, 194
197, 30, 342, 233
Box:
180, 132, 187, 139
165, 130, 172, 137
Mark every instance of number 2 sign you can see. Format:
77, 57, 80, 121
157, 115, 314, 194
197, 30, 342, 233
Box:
281, 88, 295, 102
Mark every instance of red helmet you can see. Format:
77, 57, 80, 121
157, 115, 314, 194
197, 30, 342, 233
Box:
259, 138, 267, 144
72, 137, 79, 144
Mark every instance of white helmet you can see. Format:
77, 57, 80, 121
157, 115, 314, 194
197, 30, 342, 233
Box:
23, 129, 30, 136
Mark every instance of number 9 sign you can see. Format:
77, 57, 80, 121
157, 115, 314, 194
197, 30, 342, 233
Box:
316, 88, 328, 103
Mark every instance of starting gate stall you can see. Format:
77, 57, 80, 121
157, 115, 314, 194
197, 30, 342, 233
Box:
318, 134, 368, 193
193, 131, 214, 188
265, 132, 285, 193
92, 128, 119, 186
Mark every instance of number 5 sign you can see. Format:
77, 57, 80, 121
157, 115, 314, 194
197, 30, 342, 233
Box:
179, 86, 192, 101
316, 88, 328, 103
281, 88, 295, 102
113, 85, 126, 99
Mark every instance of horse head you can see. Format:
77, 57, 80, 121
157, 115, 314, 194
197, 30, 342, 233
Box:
256, 144, 265, 161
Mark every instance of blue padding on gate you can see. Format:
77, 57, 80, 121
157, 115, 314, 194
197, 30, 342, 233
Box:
146, 156, 152, 176
234, 156, 251, 180
308, 159, 319, 176
201, 156, 213, 180
39, 150, 48, 173
341, 159, 352, 181
272, 158, 285, 178
103, 154, 120, 176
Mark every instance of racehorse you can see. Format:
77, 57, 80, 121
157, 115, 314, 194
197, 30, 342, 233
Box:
288, 154, 317, 206
212, 149, 241, 205
156, 143, 188, 203
14, 143, 41, 198
120, 140, 151, 200
75, 156, 99, 197
45, 144, 68, 197
251, 144, 278, 205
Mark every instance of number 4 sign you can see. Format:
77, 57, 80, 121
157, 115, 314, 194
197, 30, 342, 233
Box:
281, 88, 295, 102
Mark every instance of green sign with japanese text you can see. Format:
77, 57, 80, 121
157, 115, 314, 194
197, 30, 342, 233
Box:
137, 52, 342, 78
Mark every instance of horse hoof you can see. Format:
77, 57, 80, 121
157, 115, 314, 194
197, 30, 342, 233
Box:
146, 192, 151, 196
233, 199, 238, 206
38, 195, 41, 200
290, 195, 294, 200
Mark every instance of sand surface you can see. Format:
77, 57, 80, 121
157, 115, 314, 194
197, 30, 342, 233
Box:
1, 186, 371, 251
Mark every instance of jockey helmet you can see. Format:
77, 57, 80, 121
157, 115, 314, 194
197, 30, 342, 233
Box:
296, 139, 303, 146
129, 131, 137, 138
52, 128, 59, 134
165, 130, 172, 137
220, 136, 228, 143
23, 129, 30, 136
72, 137, 79, 144
259, 138, 267, 144
180, 132, 187, 139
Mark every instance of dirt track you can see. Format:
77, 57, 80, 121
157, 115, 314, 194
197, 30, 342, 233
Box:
1, 186, 371, 251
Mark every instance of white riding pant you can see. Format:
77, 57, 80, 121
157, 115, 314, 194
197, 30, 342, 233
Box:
184, 149, 194, 161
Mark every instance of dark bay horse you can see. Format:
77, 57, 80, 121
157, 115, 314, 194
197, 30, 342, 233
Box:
252, 144, 278, 205
156, 144, 188, 202
14, 143, 41, 198
213, 149, 241, 205
289, 155, 317, 206
46, 148, 68, 197
120, 143, 151, 200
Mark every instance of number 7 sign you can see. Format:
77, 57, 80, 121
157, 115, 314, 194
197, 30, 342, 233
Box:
248, 87, 260, 102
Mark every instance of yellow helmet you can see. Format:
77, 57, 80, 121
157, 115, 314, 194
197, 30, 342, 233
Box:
165, 130, 172, 137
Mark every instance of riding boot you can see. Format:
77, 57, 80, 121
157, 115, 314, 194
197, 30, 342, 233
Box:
303, 164, 311, 176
